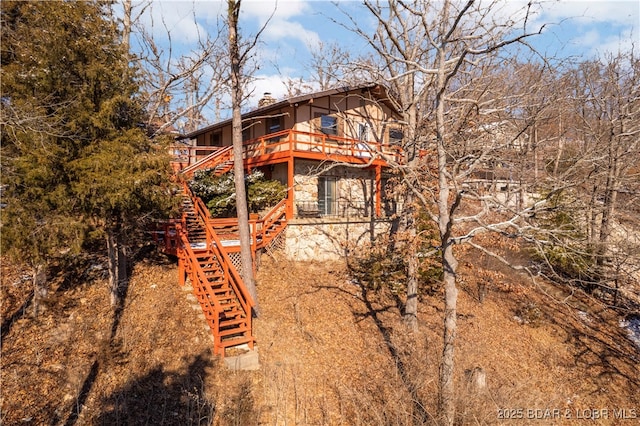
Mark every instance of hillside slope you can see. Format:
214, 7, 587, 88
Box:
1, 250, 638, 425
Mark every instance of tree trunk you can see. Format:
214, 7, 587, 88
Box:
435, 7, 459, 421
597, 148, 619, 258
122, 0, 132, 57
438, 244, 459, 426
31, 263, 47, 318
404, 246, 419, 330
228, 0, 259, 316
106, 229, 127, 308
400, 70, 420, 331
404, 200, 419, 331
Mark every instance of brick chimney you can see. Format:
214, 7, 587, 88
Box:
258, 92, 276, 107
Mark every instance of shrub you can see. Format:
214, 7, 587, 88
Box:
348, 211, 443, 298
529, 189, 597, 284
189, 169, 286, 218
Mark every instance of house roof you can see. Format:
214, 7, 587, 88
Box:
178, 83, 400, 140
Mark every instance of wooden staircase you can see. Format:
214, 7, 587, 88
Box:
181, 195, 207, 246
177, 183, 256, 356
180, 145, 234, 179
174, 145, 289, 357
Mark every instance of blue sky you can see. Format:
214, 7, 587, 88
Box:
131, 0, 639, 120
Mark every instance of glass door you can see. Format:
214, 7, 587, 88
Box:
318, 176, 338, 216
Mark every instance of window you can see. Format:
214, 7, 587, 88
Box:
318, 176, 338, 216
358, 123, 370, 142
389, 128, 403, 145
208, 132, 222, 146
266, 116, 282, 134
320, 114, 338, 135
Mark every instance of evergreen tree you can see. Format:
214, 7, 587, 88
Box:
1, 1, 175, 310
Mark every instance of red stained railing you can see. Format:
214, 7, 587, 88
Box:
170, 129, 403, 171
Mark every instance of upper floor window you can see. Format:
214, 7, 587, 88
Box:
266, 116, 283, 134
320, 114, 338, 136
389, 128, 403, 145
358, 123, 370, 142
209, 132, 222, 146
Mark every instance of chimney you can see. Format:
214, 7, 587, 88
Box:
258, 92, 276, 107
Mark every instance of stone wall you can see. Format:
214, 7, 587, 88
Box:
284, 218, 392, 261
284, 160, 391, 260
293, 160, 375, 214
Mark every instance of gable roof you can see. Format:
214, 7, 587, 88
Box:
178, 83, 400, 140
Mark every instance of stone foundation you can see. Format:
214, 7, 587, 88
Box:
284, 218, 392, 261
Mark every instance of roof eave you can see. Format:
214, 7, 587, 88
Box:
177, 83, 400, 140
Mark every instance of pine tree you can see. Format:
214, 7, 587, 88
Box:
1, 1, 175, 310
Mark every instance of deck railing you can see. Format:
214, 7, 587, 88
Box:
296, 199, 399, 219
180, 181, 255, 319
170, 129, 403, 168
207, 198, 288, 253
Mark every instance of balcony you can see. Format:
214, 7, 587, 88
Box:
170, 129, 403, 171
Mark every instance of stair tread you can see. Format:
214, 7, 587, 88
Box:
219, 317, 248, 328
219, 335, 254, 347
218, 327, 250, 337
177, 190, 292, 358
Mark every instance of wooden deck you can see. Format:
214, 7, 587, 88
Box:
170, 129, 403, 173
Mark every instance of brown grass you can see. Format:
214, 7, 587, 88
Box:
2, 246, 638, 425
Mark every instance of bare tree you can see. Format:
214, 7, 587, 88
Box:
282, 41, 355, 96
226, 0, 275, 316
227, 0, 259, 315
120, 0, 228, 134
535, 52, 640, 303
346, 1, 551, 423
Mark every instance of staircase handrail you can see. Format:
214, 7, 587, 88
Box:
175, 223, 223, 316
181, 180, 255, 316
180, 145, 233, 179
256, 198, 287, 248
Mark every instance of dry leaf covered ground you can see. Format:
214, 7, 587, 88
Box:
2, 246, 639, 425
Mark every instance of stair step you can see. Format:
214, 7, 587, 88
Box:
219, 317, 248, 328
220, 304, 241, 314
200, 265, 222, 272
219, 309, 243, 319
206, 287, 229, 296
204, 274, 224, 282
214, 307, 240, 317
219, 335, 254, 348
212, 288, 233, 297
205, 280, 226, 287
218, 326, 250, 338
217, 298, 239, 307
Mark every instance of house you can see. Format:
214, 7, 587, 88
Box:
162, 83, 405, 357
173, 83, 405, 259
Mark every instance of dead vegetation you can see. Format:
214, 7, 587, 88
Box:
2, 246, 639, 425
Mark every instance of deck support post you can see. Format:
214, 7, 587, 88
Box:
178, 251, 186, 287
375, 165, 382, 218
286, 157, 295, 219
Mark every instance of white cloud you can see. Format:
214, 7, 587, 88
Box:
588, 26, 639, 57
538, 0, 639, 26
247, 73, 292, 106
133, 1, 225, 46
528, 0, 639, 57
242, 0, 310, 21
240, 0, 320, 48
263, 19, 321, 46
